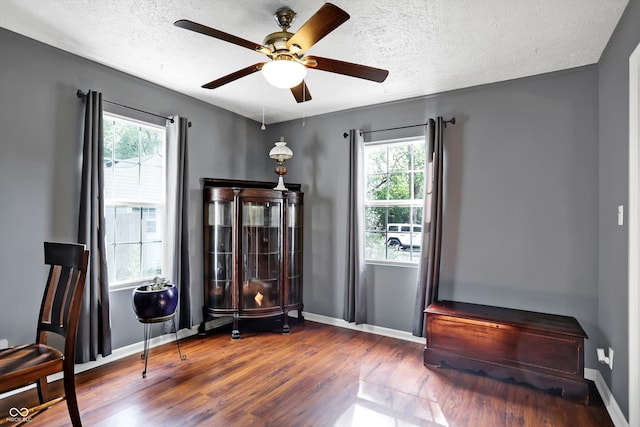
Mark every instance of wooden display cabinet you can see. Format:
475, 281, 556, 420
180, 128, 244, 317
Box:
202, 178, 303, 339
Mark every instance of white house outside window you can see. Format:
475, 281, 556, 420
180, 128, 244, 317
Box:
364, 137, 426, 263
103, 113, 166, 287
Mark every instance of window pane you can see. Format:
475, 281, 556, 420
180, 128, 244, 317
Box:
114, 122, 140, 162
387, 247, 413, 262
414, 171, 425, 199
104, 162, 114, 199
115, 243, 140, 282
142, 242, 163, 277
365, 231, 386, 259
365, 206, 386, 233
388, 144, 410, 172
413, 143, 426, 170
104, 119, 115, 162
142, 208, 162, 242
140, 127, 164, 157
115, 206, 140, 243
366, 174, 387, 200
412, 207, 423, 226
388, 173, 410, 200
106, 244, 115, 281
113, 161, 139, 200
139, 164, 163, 203
105, 205, 115, 244
365, 146, 387, 174
388, 206, 410, 225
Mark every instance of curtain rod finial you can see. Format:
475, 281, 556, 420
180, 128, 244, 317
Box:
343, 132, 349, 139
76, 89, 86, 99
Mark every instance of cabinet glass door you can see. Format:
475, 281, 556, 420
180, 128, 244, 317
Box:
241, 201, 281, 310
206, 201, 233, 309
288, 203, 303, 305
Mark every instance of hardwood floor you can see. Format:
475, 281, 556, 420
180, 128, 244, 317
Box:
0, 320, 613, 426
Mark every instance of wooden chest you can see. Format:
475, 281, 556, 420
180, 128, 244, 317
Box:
424, 300, 589, 404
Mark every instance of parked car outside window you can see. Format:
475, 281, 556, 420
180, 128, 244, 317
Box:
387, 223, 422, 249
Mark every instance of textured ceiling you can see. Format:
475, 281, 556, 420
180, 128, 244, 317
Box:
0, 0, 628, 124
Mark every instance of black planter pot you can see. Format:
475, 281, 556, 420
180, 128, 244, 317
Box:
132, 282, 178, 322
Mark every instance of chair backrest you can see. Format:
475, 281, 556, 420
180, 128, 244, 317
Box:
37, 242, 89, 354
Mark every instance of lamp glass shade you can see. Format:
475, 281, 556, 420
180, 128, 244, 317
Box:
269, 138, 293, 162
262, 60, 307, 89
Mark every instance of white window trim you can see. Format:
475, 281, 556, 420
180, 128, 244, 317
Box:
363, 135, 426, 266
103, 112, 167, 289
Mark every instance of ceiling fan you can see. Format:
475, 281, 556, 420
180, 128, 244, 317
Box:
174, 2, 389, 103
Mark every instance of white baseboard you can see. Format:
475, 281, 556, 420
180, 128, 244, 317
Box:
302, 312, 425, 344
585, 368, 629, 427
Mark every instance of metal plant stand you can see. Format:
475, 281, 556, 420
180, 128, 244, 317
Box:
138, 313, 187, 378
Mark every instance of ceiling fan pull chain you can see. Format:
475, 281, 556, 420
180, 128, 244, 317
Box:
261, 86, 267, 130
301, 87, 306, 127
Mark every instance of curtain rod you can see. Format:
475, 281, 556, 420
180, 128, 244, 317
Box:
342, 117, 455, 139
76, 90, 192, 127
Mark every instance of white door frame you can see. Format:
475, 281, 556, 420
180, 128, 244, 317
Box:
628, 40, 640, 427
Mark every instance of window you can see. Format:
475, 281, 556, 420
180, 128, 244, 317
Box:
103, 114, 166, 286
364, 137, 426, 263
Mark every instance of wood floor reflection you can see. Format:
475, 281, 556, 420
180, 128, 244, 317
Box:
0, 320, 613, 426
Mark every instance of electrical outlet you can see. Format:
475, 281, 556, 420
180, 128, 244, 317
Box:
0, 339, 7, 349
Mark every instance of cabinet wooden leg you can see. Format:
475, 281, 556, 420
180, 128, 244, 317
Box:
283, 311, 290, 334
198, 306, 207, 336
232, 314, 240, 340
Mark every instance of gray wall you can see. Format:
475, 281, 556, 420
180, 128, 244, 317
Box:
0, 27, 269, 350
269, 67, 601, 364
598, 0, 640, 419
0, 7, 633, 418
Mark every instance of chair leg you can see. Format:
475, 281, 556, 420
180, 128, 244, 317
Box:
63, 363, 82, 427
36, 377, 49, 403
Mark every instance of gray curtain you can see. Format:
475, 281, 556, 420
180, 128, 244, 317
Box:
413, 117, 445, 337
77, 90, 112, 362
166, 117, 192, 330
343, 129, 367, 324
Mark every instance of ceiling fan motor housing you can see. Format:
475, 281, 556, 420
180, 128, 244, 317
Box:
263, 31, 295, 54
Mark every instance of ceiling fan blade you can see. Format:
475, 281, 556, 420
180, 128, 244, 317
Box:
175, 19, 264, 52
286, 3, 350, 54
305, 56, 389, 83
290, 81, 312, 103
202, 63, 266, 89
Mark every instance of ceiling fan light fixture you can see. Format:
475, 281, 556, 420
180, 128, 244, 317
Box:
262, 59, 307, 89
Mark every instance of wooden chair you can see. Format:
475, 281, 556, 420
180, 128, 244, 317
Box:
0, 242, 89, 426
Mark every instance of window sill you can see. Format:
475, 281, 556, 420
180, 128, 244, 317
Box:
365, 260, 419, 268
109, 279, 153, 292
